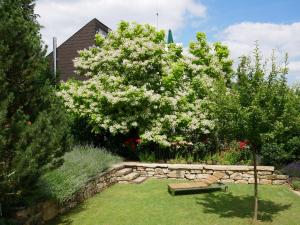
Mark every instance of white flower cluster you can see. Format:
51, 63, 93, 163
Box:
57, 22, 233, 147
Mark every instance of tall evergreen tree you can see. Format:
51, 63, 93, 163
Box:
0, 0, 72, 213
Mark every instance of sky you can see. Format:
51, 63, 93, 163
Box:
36, 0, 300, 83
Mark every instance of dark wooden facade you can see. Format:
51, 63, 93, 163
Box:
48, 18, 110, 81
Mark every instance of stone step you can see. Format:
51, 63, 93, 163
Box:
132, 176, 148, 184
116, 168, 133, 176
123, 172, 140, 181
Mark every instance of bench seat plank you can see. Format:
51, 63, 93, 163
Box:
168, 182, 228, 195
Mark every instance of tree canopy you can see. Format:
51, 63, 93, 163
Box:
59, 21, 233, 148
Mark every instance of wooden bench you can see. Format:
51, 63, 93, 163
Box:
168, 182, 228, 195
168, 172, 228, 195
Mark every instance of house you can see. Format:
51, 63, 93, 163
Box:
48, 18, 111, 81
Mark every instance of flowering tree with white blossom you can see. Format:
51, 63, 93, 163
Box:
58, 21, 233, 148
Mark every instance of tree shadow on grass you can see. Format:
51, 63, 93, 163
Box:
46, 203, 87, 225
195, 192, 291, 222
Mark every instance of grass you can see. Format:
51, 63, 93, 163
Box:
35, 145, 122, 203
48, 179, 300, 225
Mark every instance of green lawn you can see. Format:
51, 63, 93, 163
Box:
48, 179, 300, 225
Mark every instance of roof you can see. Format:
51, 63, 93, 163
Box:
49, 18, 111, 54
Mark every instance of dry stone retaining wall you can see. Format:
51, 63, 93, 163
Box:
15, 162, 288, 225
125, 162, 288, 185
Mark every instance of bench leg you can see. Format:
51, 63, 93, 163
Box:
168, 187, 175, 196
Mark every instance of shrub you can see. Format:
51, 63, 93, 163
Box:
261, 143, 287, 166
204, 141, 252, 165
33, 146, 122, 203
208, 150, 252, 165
138, 151, 156, 163
282, 161, 300, 177
0, 218, 16, 225
291, 180, 300, 191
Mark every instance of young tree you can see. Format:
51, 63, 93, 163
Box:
212, 43, 300, 221
0, 0, 72, 213
235, 46, 299, 221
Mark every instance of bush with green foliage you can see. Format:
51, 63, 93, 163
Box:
35, 145, 122, 203
282, 161, 300, 177
0, 0, 72, 213
291, 179, 300, 191
202, 141, 252, 165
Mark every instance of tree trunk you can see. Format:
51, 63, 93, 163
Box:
253, 149, 258, 222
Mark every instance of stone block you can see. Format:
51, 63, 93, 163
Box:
221, 179, 234, 183
242, 173, 251, 178
139, 171, 147, 176
190, 169, 202, 174
196, 174, 209, 179
154, 168, 164, 175
96, 182, 105, 190
213, 172, 226, 179
276, 175, 289, 180
230, 172, 243, 180
273, 180, 287, 185
249, 166, 274, 171
226, 171, 234, 175
42, 201, 58, 221
263, 175, 277, 180
154, 174, 167, 178
118, 181, 129, 184
185, 174, 196, 180
162, 169, 169, 174
205, 165, 250, 171
260, 179, 272, 185
123, 162, 161, 168
235, 180, 248, 184
223, 174, 230, 179
110, 177, 117, 183
258, 171, 272, 175
116, 168, 133, 176
137, 166, 145, 171
168, 164, 204, 170
167, 170, 185, 178
75, 191, 85, 202
248, 178, 255, 184
203, 169, 213, 174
